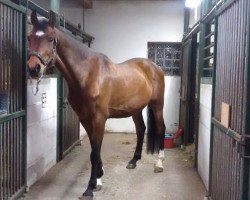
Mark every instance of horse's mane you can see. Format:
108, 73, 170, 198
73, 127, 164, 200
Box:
57, 26, 113, 65
35, 18, 100, 59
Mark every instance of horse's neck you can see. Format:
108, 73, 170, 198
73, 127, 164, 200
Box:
55, 29, 92, 88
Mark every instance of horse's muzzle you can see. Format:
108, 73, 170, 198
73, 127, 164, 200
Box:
29, 64, 41, 79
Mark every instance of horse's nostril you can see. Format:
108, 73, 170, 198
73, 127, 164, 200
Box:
29, 64, 41, 78
35, 64, 41, 73
29, 69, 36, 77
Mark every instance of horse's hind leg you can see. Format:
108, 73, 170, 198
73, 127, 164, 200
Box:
126, 111, 146, 169
150, 103, 165, 173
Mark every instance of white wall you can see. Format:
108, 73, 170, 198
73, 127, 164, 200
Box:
198, 83, 212, 190
85, 0, 184, 63
163, 76, 181, 133
85, 0, 184, 133
27, 78, 57, 187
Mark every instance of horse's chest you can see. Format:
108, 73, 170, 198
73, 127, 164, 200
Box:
67, 91, 101, 120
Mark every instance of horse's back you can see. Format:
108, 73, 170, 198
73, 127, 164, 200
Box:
117, 58, 165, 100
106, 58, 165, 118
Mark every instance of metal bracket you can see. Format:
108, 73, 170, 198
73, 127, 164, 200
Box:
63, 99, 69, 109
212, 118, 250, 159
238, 135, 250, 159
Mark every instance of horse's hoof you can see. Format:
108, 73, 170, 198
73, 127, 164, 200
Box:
126, 163, 136, 169
79, 196, 93, 200
154, 165, 163, 173
81, 189, 93, 199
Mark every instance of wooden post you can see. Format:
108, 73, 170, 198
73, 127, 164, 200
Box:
50, 0, 60, 13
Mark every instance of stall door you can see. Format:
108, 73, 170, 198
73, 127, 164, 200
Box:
210, 0, 250, 199
179, 38, 198, 144
58, 79, 80, 160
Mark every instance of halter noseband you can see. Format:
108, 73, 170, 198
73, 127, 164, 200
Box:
29, 51, 53, 66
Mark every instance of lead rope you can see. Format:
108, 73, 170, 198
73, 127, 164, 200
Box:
30, 77, 40, 96
30, 72, 44, 96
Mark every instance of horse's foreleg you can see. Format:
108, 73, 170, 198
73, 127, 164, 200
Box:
94, 160, 104, 191
81, 116, 106, 199
126, 111, 146, 169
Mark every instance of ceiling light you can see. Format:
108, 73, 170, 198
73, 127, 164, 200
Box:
185, 0, 201, 8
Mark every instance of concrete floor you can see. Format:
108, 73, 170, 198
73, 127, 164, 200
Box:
24, 133, 206, 200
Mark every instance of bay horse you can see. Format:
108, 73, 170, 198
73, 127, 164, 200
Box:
27, 11, 166, 199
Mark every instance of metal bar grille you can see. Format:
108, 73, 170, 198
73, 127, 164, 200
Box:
0, 1, 26, 199
211, 0, 248, 199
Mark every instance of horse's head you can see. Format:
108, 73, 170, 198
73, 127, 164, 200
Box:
27, 11, 57, 79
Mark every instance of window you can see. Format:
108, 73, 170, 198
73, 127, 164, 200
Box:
148, 42, 182, 76
203, 19, 215, 78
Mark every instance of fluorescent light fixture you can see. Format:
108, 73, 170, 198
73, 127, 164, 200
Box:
185, 0, 201, 8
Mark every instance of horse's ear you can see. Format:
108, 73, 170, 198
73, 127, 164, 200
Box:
48, 10, 56, 28
31, 10, 38, 26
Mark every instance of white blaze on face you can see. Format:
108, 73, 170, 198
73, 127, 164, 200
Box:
35, 31, 45, 36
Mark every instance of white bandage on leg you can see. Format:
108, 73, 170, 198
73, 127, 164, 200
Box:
154, 150, 164, 172
158, 149, 165, 160
97, 178, 102, 186
155, 159, 163, 168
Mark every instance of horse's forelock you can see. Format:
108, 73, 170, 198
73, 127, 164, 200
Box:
34, 18, 49, 31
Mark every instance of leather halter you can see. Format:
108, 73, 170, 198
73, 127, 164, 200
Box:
28, 38, 57, 95
28, 38, 57, 67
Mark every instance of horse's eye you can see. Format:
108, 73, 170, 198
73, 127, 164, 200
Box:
48, 37, 54, 42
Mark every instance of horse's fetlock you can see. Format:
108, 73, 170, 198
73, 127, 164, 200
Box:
88, 179, 97, 189
134, 154, 141, 161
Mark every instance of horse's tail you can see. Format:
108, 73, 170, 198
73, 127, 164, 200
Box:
147, 105, 158, 154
